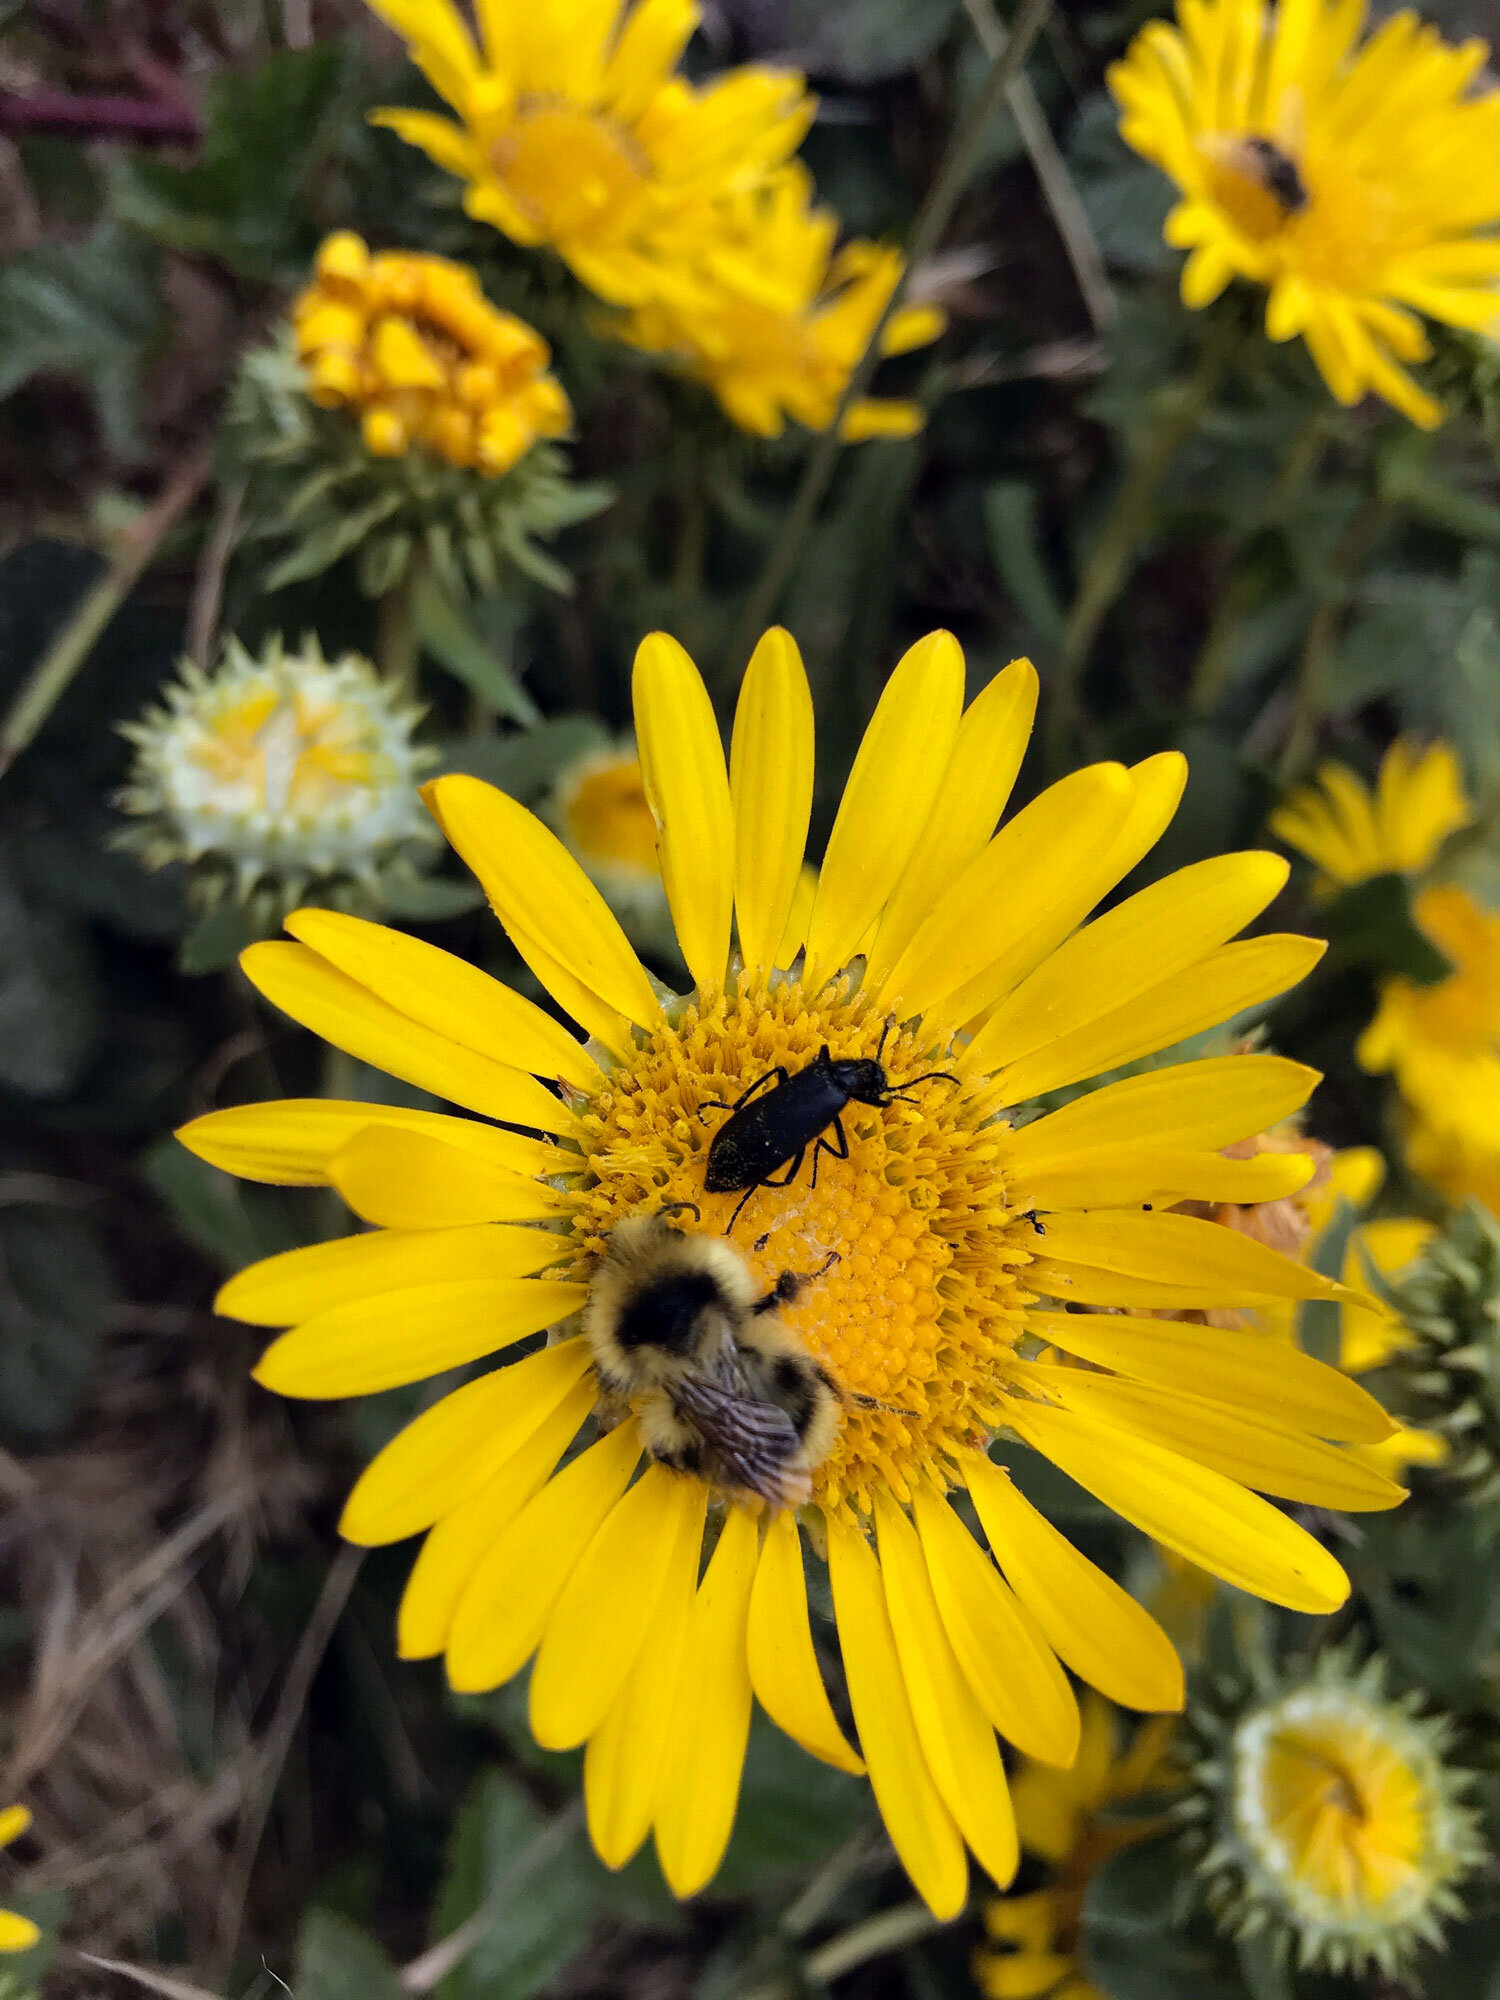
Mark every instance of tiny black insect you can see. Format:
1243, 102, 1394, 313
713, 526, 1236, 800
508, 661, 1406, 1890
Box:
700, 1021, 958, 1232
1234, 135, 1309, 214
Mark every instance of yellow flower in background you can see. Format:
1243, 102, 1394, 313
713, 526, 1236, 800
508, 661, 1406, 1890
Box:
547, 738, 664, 918
1270, 740, 1471, 895
294, 233, 571, 475
1361, 883, 1500, 1209
976, 1696, 1176, 2000
0, 1806, 38, 1954
1189, 1652, 1481, 1974
615, 166, 945, 438
1110, 0, 1500, 427
365, 0, 811, 311
181, 630, 1404, 1917
117, 636, 436, 897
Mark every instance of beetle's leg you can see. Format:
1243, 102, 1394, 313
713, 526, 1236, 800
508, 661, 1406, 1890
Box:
753, 1248, 840, 1314
760, 1146, 807, 1189
696, 1065, 791, 1124
724, 1185, 760, 1234
808, 1114, 850, 1190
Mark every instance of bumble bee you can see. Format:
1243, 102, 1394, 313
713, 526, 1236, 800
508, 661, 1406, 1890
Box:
1228, 135, 1308, 214
582, 1214, 842, 1507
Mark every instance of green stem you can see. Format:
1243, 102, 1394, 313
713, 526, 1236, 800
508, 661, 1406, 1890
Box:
725, 0, 1055, 677
739, 1902, 943, 2000
1046, 320, 1239, 771
0, 447, 211, 776
1275, 491, 1391, 786
377, 552, 423, 694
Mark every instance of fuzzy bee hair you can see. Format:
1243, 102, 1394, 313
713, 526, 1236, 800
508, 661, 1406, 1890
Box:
581, 1214, 842, 1508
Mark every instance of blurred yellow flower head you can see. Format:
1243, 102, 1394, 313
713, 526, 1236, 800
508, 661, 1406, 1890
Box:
365, 0, 812, 311
616, 166, 945, 437
0, 1806, 38, 1955
1110, 0, 1500, 427
1271, 740, 1471, 896
119, 636, 436, 895
294, 232, 571, 475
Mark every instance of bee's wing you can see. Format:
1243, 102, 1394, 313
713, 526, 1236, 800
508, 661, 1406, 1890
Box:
671, 1373, 805, 1506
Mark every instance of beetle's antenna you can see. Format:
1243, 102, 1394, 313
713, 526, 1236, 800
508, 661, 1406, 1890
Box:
876, 1015, 894, 1065
885, 1067, 961, 1103
657, 1198, 702, 1224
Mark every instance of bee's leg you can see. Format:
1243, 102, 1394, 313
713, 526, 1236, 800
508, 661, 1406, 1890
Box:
808, 1114, 850, 1189
696, 1066, 791, 1123
753, 1248, 840, 1314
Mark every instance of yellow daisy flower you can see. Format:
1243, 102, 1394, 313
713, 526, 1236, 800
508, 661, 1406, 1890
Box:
615, 166, 945, 438
1269, 740, 1471, 896
182, 629, 1403, 1916
364, 0, 812, 311
1360, 882, 1500, 1208
0, 1806, 39, 1955
294, 232, 572, 474
1188, 1651, 1481, 1974
976, 1696, 1176, 2000
1109, 0, 1500, 427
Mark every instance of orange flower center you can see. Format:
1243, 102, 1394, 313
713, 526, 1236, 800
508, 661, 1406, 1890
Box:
492, 101, 649, 245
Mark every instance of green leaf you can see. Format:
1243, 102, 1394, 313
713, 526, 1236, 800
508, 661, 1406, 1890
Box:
138, 1135, 288, 1273
1067, 94, 1178, 277
294, 1908, 406, 2000
0, 1197, 116, 1437
1296, 1195, 1356, 1367
111, 42, 357, 284
1234, 1933, 1293, 2000
414, 575, 541, 726
0, 223, 162, 456
713, 1714, 872, 1895
1082, 1840, 1244, 2000
773, 0, 960, 84
983, 480, 1064, 648
375, 869, 486, 921
0, 846, 100, 1099
434, 717, 611, 806
177, 897, 258, 976
1320, 872, 1454, 983
432, 1773, 600, 2000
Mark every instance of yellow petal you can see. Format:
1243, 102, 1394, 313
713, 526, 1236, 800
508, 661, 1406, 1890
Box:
397, 1381, 594, 1658
875, 1492, 1018, 1890
653, 1504, 760, 1898
283, 909, 600, 1090
584, 1498, 702, 1869
423, 775, 660, 1049
746, 1508, 864, 1775
1024, 1312, 1394, 1443
530, 1467, 707, 1750
0, 1911, 40, 1952
241, 942, 573, 1132
730, 628, 815, 974
327, 1126, 565, 1229
910, 1482, 1078, 1768
216, 1223, 567, 1327
937, 752, 1186, 1027
176, 1099, 555, 1187
1028, 1211, 1353, 1308
1000, 1054, 1320, 1158
1006, 1401, 1351, 1614
633, 633, 734, 993
964, 852, 1290, 1079
876, 763, 1134, 1019
803, 633, 966, 983
826, 1512, 968, 1920
986, 935, 1326, 1104
1007, 1145, 1315, 1212
965, 1457, 1183, 1713
446, 1423, 641, 1692
0, 1807, 30, 1848
340, 1340, 594, 1545
866, 659, 1039, 984
1031, 1367, 1406, 1512
253, 1276, 586, 1398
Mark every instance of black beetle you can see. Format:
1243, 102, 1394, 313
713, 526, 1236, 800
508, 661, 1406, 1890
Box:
700, 1024, 958, 1232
